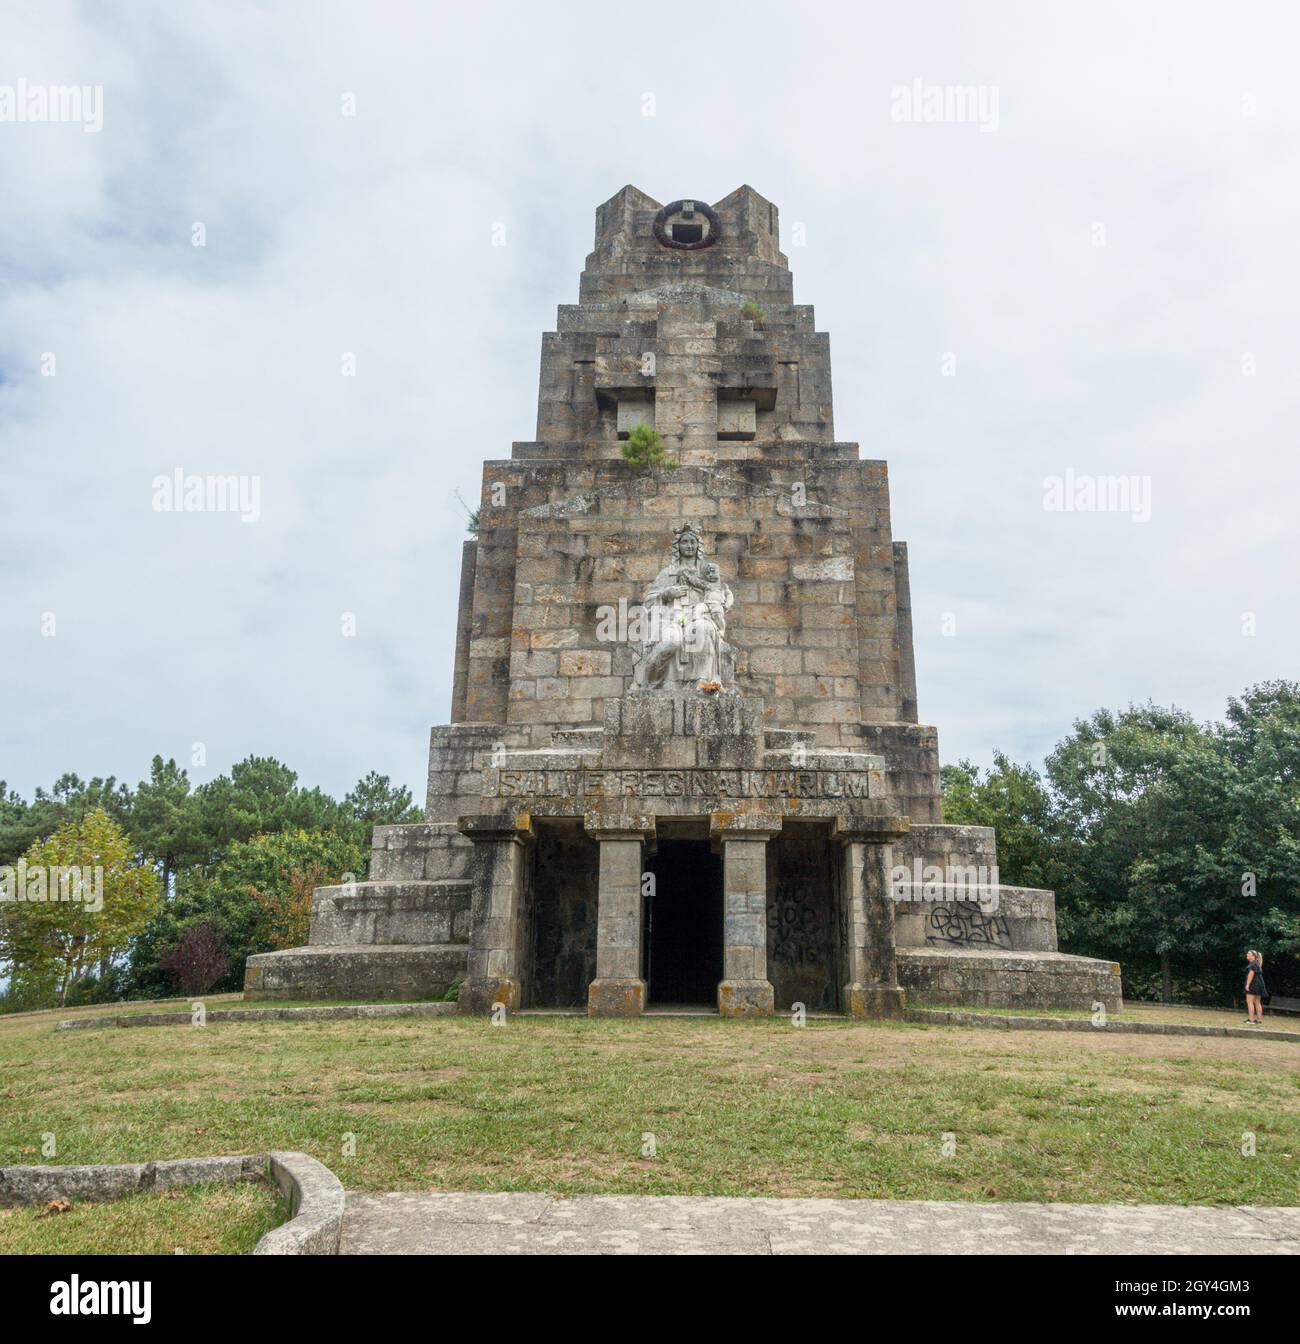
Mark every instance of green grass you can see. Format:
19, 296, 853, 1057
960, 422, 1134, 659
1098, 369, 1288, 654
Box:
0, 1181, 284, 1255
46, 994, 1300, 1031
58, 995, 448, 1018
912, 1000, 1300, 1032
2, 1008, 1297, 1206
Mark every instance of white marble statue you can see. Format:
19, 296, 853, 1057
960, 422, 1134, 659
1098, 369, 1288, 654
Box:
636, 526, 734, 691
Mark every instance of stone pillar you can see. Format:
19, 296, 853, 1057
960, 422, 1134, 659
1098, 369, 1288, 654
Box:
835, 818, 908, 1018
456, 814, 533, 1015
711, 815, 777, 1017
585, 816, 653, 1016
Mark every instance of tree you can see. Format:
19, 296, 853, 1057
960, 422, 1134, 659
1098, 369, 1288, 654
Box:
157, 921, 229, 994
191, 756, 346, 863
1042, 692, 1300, 1003
1215, 682, 1300, 969
130, 756, 204, 900
936, 690, 1300, 1004
940, 752, 1061, 891
251, 862, 332, 951
0, 808, 162, 1006
238, 828, 369, 953
0, 774, 134, 869
129, 827, 369, 991
1043, 703, 1210, 998
344, 771, 422, 830
621, 423, 674, 470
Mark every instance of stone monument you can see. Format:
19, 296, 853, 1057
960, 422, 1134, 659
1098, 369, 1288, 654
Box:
244, 186, 1122, 1018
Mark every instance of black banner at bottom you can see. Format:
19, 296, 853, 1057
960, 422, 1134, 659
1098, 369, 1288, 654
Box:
2, 1250, 1292, 1327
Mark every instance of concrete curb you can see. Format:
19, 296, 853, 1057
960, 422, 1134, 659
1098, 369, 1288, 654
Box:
252, 1153, 346, 1256
0, 1154, 265, 1207
907, 1008, 1300, 1043
0, 1152, 344, 1255
55, 1002, 458, 1032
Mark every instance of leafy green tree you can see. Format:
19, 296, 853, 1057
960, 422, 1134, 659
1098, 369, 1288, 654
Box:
937, 688, 1300, 1004
344, 771, 422, 833
129, 756, 204, 900
940, 752, 1061, 891
128, 826, 368, 991
0, 808, 162, 1005
0, 774, 134, 869
1043, 703, 1210, 998
1045, 693, 1300, 1001
1214, 681, 1300, 968
191, 756, 346, 862
0, 782, 29, 864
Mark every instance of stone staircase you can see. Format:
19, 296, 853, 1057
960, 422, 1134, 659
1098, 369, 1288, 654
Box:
243, 823, 474, 1002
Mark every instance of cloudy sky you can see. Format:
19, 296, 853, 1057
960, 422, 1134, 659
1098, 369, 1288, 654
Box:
2, 0, 1297, 804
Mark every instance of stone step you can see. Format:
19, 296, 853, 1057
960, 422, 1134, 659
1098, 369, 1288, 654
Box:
244, 944, 467, 1002
897, 947, 1122, 1013
369, 824, 472, 882
310, 879, 471, 947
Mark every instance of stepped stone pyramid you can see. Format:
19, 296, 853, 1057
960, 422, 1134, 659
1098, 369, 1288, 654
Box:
244, 186, 1122, 1016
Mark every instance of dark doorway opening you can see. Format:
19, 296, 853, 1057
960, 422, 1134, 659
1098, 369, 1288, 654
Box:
644, 839, 723, 1006
527, 825, 598, 1008
767, 831, 843, 1011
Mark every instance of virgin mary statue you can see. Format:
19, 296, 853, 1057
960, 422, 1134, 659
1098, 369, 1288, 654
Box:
635, 526, 734, 691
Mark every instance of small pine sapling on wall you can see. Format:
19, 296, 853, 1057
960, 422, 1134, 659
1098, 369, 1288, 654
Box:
621, 422, 676, 470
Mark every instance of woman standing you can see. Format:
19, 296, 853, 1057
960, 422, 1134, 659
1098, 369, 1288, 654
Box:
1244, 950, 1267, 1025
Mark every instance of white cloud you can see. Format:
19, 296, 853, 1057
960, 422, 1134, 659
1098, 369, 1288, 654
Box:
2, 0, 1298, 799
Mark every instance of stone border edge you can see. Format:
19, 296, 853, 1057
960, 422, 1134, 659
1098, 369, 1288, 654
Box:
253, 1152, 345, 1255
0, 1152, 344, 1255
55, 1002, 458, 1032
907, 1008, 1299, 1043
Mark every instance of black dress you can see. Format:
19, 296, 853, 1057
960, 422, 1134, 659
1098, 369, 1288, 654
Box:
1246, 965, 1267, 998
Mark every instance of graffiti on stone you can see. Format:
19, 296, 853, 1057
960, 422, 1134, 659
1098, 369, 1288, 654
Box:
926, 900, 1012, 949
767, 839, 839, 1011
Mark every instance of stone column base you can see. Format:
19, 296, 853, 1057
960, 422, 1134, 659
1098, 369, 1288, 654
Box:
588, 978, 645, 1016
844, 983, 906, 1019
458, 975, 521, 1016
718, 979, 774, 1017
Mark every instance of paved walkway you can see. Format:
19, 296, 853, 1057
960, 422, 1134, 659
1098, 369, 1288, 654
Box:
342, 1192, 1300, 1255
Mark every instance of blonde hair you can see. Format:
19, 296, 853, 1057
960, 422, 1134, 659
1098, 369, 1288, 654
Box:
1247, 949, 1263, 966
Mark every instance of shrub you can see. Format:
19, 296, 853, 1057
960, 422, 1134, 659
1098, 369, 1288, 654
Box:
250, 860, 334, 951
741, 301, 766, 322
621, 422, 675, 470
158, 921, 230, 995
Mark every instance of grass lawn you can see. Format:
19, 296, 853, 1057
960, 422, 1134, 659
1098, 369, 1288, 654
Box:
911, 1001, 1300, 1033
2, 1005, 1297, 1207
0, 1181, 284, 1254
43, 994, 1300, 1032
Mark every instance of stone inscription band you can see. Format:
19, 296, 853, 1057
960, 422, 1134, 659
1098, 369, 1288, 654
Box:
487, 768, 878, 801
